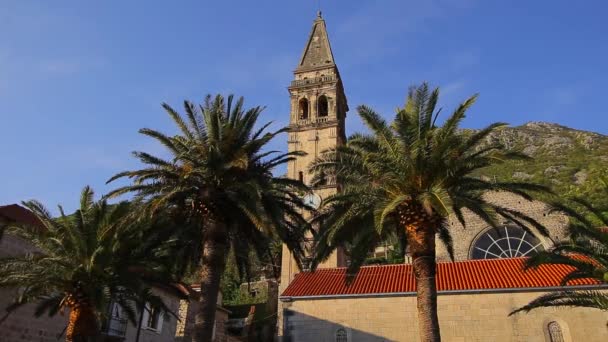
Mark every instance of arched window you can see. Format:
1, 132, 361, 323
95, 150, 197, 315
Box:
299, 98, 309, 120
470, 225, 544, 260
547, 321, 565, 342
298, 171, 304, 183
318, 95, 329, 117
336, 328, 347, 342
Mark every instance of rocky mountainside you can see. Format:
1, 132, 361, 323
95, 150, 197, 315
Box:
474, 122, 608, 206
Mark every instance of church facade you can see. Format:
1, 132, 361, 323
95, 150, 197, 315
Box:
277, 13, 608, 342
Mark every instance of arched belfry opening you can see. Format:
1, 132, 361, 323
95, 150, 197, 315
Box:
318, 95, 329, 117
299, 98, 309, 120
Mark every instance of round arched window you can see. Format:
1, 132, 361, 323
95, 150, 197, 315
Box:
470, 225, 544, 260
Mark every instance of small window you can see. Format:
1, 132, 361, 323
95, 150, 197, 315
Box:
548, 321, 565, 342
111, 303, 122, 319
143, 303, 163, 333
299, 98, 309, 119
298, 171, 304, 183
336, 328, 347, 342
318, 95, 329, 117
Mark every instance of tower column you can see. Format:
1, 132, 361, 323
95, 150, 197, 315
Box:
279, 12, 349, 296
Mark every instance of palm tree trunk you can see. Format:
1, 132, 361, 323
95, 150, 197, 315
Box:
65, 304, 98, 342
406, 224, 441, 342
193, 219, 228, 342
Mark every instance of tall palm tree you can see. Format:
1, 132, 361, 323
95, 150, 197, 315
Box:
0, 187, 179, 342
511, 183, 608, 314
309, 83, 551, 342
106, 94, 309, 342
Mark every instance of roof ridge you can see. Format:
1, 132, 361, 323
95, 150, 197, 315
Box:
310, 257, 529, 272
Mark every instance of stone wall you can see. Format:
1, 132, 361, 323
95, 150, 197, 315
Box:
280, 291, 608, 342
176, 299, 235, 342
0, 220, 182, 342
122, 288, 181, 342
0, 224, 70, 342
435, 192, 569, 262
0, 287, 69, 342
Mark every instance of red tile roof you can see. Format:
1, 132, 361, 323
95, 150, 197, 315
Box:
281, 258, 603, 298
0, 204, 43, 227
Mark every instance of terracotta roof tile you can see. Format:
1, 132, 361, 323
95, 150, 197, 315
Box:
281, 258, 602, 298
0, 204, 43, 227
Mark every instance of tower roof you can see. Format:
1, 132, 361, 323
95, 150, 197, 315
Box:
296, 12, 336, 71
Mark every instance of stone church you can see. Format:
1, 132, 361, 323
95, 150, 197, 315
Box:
277, 13, 608, 342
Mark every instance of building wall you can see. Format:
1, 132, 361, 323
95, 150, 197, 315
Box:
435, 192, 569, 262
0, 287, 69, 342
122, 288, 181, 342
175, 299, 234, 342
281, 66, 348, 295
0, 220, 181, 342
0, 222, 70, 342
280, 291, 608, 342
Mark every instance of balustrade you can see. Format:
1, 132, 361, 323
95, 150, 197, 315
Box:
290, 75, 335, 87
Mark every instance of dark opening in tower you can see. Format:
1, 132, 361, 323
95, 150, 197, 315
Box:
318, 95, 329, 117
299, 98, 309, 120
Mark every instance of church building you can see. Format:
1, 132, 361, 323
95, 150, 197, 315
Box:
277, 13, 608, 342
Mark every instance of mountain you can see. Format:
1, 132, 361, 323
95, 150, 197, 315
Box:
474, 122, 608, 206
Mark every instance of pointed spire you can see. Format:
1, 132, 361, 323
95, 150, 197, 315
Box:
296, 13, 335, 71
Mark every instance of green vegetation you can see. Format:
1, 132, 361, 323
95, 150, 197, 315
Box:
106, 94, 310, 342
0, 187, 181, 342
472, 122, 608, 208
511, 183, 608, 314
309, 83, 551, 342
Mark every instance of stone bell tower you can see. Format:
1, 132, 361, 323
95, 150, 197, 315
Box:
279, 12, 349, 293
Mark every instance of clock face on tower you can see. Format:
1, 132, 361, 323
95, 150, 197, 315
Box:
303, 192, 322, 209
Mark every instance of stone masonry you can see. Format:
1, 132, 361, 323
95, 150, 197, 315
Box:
280, 11, 349, 295
436, 191, 569, 262
281, 292, 608, 342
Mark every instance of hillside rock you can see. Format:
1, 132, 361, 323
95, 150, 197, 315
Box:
573, 170, 588, 185
544, 165, 566, 176
473, 121, 608, 206
513, 172, 533, 180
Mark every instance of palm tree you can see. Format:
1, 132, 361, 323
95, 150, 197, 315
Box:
106, 94, 309, 342
0, 187, 179, 342
309, 83, 551, 342
511, 183, 608, 314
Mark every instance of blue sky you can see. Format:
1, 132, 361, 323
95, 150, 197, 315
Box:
1, 0, 607, 212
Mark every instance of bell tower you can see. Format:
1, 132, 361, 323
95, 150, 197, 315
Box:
279, 12, 349, 293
